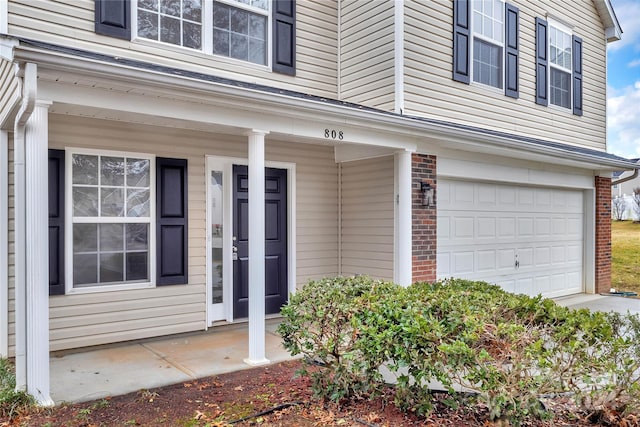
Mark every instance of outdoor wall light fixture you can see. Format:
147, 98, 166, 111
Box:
420, 182, 434, 207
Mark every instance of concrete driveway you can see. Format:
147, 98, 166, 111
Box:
555, 293, 640, 315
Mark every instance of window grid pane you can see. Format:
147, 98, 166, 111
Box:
73, 223, 150, 287
550, 67, 571, 108
138, 0, 202, 49
473, 38, 503, 89
213, 2, 267, 65
472, 0, 504, 44
550, 26, 572, 71
71, 153, 152, 288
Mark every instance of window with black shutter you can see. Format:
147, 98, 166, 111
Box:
156, 157, 188, 286
95, 0, 295, 74
453, 1, 519, 98
48, 150, 65, 296
537, 18, 584, 115
53, 149, 189, 292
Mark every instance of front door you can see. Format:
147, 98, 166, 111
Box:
232, 165, 288, 319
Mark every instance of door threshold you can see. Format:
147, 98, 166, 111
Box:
209, 314, 283, 328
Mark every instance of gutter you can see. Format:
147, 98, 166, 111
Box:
612, 168, 639, 186
13, 62, 36, 391
9, 39, 639, 172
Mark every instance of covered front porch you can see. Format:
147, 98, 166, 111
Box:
1, 40, 427, 406
50, 319, 292, 404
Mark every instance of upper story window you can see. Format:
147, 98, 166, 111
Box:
134, 0, 268, 66
472, 0, 504, 89
453, 0, 519, 98
96, 0, 296, 75
549, 24, 572, 109
535, 17, 583, 115
213, 0, 268, 65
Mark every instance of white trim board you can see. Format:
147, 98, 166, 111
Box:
437, 156, 594, 190
0, 130, 8, 357
205, 155, 296, 326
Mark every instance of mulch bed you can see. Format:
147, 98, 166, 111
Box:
2, 360, 632, 426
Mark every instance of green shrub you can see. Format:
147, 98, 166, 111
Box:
279, 276, 640, 425
0, 358, 33, 420
277, 276, 401, 401
574, 311, 640, 418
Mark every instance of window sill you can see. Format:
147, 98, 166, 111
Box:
131, 37, 273, 74
65, 281, 155, 295
547, 103, 573, 114
469, 80, 505, 96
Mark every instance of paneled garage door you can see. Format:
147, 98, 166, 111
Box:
437, 180, 584, 298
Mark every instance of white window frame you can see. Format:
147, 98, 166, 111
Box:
547, 18, 573, 111
64, 148, 157, 294
131, 0, 272, 70
470, 0, 505, 92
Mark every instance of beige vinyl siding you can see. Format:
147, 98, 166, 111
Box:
340, 156, 394, 280
339, 0, 395, 111
403, 0, 607, 151
6, 0, 338, 98
265, 142, 339, 288
6, 114, 338, 353
0, 59, 20, 126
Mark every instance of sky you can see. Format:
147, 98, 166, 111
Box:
607, 0, 640, 159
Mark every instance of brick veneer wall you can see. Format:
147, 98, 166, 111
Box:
595, 176, 612, 294
412, 154, 437, 282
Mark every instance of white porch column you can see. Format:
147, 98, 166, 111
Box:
24, 100, 53, 405
0, 130, 8, 358
396, 150, 412, 287
244, 130, 270, 366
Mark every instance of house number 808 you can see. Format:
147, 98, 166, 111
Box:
324, 129, 344, 140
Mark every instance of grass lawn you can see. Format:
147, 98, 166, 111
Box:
611, 220, 640, 294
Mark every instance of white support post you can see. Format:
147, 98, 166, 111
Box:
14, 62, 36, 392
24, 100, 53, 405
0, 130, 8, 358
244, 130, 270, 366
396, 150, 412, 287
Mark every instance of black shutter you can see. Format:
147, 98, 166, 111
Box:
156, 158, 188, 285
452, 0, 470, 84
272, 0, 296, 76
48, 149, 65, 296
504, 3, 519, 98
572, 35, 583, 116
535, 18, 548, 106
95, 0, 131, 40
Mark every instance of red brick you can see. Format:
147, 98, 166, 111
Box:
412, 154, 437, 282
594, 176, 612, 294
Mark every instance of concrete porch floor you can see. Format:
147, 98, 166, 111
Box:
49, 294, 640, 404
50, 320, 295, 404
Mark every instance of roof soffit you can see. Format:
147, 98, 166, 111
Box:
14, 41, 638, 173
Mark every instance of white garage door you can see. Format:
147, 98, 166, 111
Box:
437, 180, 584, 298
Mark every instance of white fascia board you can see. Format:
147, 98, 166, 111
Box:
14, 44, 636, 172
38, 79, 420, 151
438, 156, 594, 189
594, 0, 622, 42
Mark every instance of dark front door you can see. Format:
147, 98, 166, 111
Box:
232, 165, 288, 319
